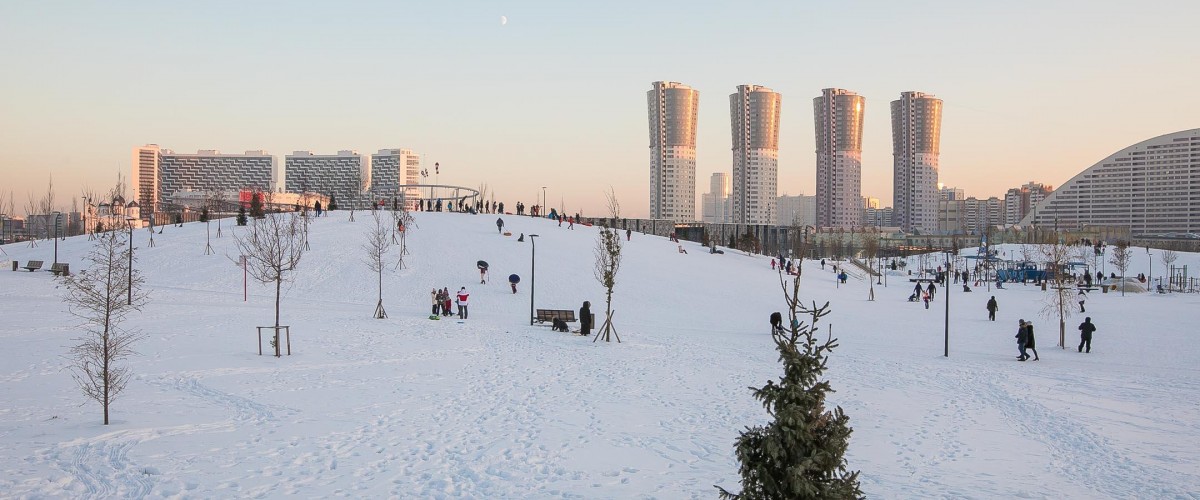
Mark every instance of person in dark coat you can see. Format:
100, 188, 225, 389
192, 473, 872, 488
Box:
496, 217, 505, 233
1025, 321, 1040, 361
986, 296, 998, 321
1016, 319, 1030, 361
926, 282, 937, 300
1078, 317, 1096, 353
579, 301, 593, 336
769, 312, 783, 334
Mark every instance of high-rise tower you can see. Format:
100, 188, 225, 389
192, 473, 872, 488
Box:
814, 88, 864, 228
647, 81, 699, 222
730, 84, 782, 224
891, 91, 942, 234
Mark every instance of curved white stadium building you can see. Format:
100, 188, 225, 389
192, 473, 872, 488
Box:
1021, 129, 1200, 236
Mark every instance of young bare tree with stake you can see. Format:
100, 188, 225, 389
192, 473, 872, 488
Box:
364, 210, 392, 319
1040, 238, 1080, 348
63, 229, 147, 425
592, 188, 623, 343
233, 212, 305, 356
1160, 249, 1178, 291
1110, 240, 1133, 296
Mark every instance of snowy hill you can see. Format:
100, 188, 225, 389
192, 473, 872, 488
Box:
2, 212, 1199, 498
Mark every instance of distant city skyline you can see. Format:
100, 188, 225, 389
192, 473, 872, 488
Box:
2, 2, 1198, 218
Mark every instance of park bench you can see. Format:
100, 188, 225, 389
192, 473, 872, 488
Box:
22, 260, 43, 272
49, 263, 70, 276
535, 309, 576, 324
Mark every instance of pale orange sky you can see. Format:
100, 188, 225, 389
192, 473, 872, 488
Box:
2, 1, 1197, 218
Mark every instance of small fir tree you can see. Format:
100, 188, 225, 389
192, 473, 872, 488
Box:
250, 191, 265, 218
199, 206, 209, 222
717, 268, 862, 499
327, 194, 338, 211
237, 207, 248, 226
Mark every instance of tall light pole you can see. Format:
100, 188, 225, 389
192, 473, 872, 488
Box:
944, 248, 954, 357
1147, 247, 1153, 288
53, 212, 62, 264
528, 234, 540, 325
541, 186, 547, 217
126, 216, 135, 305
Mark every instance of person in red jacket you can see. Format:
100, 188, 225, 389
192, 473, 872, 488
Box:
456, 287, 470, 319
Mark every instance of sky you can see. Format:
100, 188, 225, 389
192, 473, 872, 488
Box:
2, 0, 1198, 218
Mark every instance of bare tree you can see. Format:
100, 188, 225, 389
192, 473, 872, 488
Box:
23, 192, 40, 247
861, 232, 880, 301
1109, 240, 1133, 296
364, 210, 392, 318
233, 212, 306, 356
63, 229, 147, 424
592, 188, 623, 342
1039, 241, 1079, 348
1160, 249, 1178, 291
390, 205, 416, 267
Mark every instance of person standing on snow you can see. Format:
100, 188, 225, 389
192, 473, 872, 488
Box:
986, 296, 998, 321
1016, 319, 1030, 361
625, 228, 631, 241
579, 301, 593, 336
1078, 289, 1087, 312
496, 217, 505, 234
430, 288, 440, 316
1078, 317, 1096, 353
1025, 320, 1040, 361
456, 287, 470, 319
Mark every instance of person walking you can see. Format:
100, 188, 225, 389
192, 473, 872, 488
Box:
625, 228, 631, 241
496, 217, 505, 234
579, 301, 593, 336
1025, 320, 1040, 361
1016, 319, 1030, 361
456, 287, 470, 319
914, 282, 924, 298
927, 281, 937, 300
508, 274, 520, 294
986, 296, 998, 321
1078, 289, 1087, 313
1078, 317, 1096, 353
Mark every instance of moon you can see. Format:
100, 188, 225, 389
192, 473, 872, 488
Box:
500, 15, 507, 26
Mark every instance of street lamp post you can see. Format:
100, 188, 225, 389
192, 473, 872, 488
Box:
1147, 247, 1153, 289
528, 234, 540, 325
53, 212, 62, 264
541, 187, 547, 218
126, 217, 135, 305
944, 249, 954, 358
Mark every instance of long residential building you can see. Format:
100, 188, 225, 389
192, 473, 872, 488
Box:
730, 84, 782, 225
648, 81, 700, 222
285, 150, 369, 208
369, 148, 422, 205
814, 88, 864, 228
133, 144, 427, 216
891, 91, 943, 234
135, 147, 279, 213
1021, 129, 1200, 235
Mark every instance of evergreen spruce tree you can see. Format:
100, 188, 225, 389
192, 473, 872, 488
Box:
718, 269, 862, 499
327, 195, 339, 211
249, 192, 265, 218
237, 207, 248, 226
199, 206, 209, 223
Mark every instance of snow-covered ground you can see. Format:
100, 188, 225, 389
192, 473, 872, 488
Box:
1, 212, 1198, 498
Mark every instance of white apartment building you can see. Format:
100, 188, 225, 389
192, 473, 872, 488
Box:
777, 194, 816, 227
814, 88, 864, 228
891, 91, 943, 234
731, 84, 782, 225
702, 172, 732, 223
1021, 129, 1200, 235
285, 150, 370, 209
648, 81, 700, 222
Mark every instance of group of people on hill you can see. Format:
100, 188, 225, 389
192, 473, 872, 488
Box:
430, 287, 470, 319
